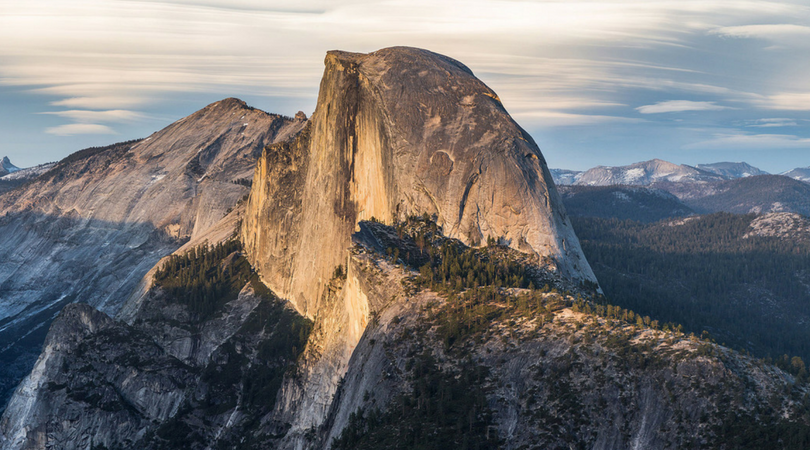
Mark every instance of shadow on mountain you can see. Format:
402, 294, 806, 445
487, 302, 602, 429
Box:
559, 185, 694, 222
0, 179, 26, 196
0, 210, 183, 412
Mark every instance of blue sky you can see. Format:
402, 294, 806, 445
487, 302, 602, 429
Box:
0, 0, 809, 172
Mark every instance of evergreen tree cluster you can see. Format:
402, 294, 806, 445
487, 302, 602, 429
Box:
56, 139, 142, 166
154, 240, 252, 320
435, 286, 565, 349
415, 241, 530, 293
42, 139, 142, 185
714, 397, 810, 449
365, 214, 536, 291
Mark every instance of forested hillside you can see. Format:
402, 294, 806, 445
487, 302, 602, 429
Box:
683, 175, 810, 215
573, 213, 810, 365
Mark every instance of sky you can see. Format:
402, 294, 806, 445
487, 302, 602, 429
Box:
0, 0, 809, 172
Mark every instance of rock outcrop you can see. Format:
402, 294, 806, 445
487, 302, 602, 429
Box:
241, 46, 595, 320
0, 277, 308, 450
0, 303, 192, 450
317, 225, 808, 450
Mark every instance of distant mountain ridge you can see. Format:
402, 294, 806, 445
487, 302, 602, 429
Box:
574, 159, 724, 186
551, 159, 757, 187
684, 175, 810, 216
551, 159, 810, 217
696, 161, 768, 179
783, 167, 810, 183
0, 162, 56, 182
0, 157, 42, 195
549, 168, 583, 185
552, 159, 810, 187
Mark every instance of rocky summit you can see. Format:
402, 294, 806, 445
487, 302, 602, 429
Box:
0, 47, 808, 450
241, 47, 596, 321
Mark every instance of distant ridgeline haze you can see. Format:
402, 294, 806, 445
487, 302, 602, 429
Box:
552, 159, 810, 217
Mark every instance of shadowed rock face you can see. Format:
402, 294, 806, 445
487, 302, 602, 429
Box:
242, 46, 595, 317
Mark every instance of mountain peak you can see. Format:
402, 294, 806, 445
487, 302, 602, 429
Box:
782, 166, 810, 183
214, 96, 246, 107
243, 46, 596, 318
576, 159, 719, 186
326, 46, 475, 77
163, 97, 285, 137
203, 97, 251, 113
696, 161, 767, 178
0, 156, 20, 176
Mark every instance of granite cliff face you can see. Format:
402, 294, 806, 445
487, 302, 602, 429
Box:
242, 47, 594, 319
0, 98, 304, 409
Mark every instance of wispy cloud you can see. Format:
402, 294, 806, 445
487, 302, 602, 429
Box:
757, 93, 810, 111
45, 123, 117, 136
687, 133, 810, 150
0, 0, 805, 113
49, 96, 153, 110
747, 118, 798, 127
711, 24, 810, 41
636, 100, 732, 114
515, 111, 645, 127
39, 109, 149, 123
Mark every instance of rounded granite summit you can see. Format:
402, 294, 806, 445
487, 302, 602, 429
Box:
242, 46, 596, 317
